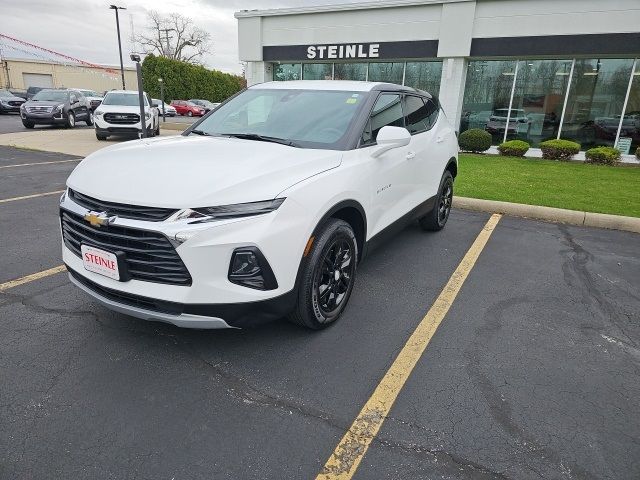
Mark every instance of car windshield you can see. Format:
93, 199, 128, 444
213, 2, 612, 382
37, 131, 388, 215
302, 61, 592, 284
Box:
80, 90, 100, 97
190, 88, 368, 149
102, 93, 148, 106
32, 90, 68, 102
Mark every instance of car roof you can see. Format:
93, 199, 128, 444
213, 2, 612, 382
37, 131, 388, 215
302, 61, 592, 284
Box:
106, 90, 145, 95
250, 80, 431, 97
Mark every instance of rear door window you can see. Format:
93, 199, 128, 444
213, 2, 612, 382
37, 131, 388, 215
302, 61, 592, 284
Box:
403, 96, 430, 134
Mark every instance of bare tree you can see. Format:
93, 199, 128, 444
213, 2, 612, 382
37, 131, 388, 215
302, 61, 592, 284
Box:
135, 11, 211, 64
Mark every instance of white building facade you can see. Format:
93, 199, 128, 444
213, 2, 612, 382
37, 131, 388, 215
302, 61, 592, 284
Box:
236, 0, 640, 153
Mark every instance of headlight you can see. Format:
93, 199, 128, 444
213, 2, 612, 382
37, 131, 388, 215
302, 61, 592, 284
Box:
54, 103, 64, 111
192, 198, 285, 222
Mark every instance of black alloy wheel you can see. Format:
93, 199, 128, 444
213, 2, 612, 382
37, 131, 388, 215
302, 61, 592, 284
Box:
419, 170, 454, 231
288, 218, 358, 329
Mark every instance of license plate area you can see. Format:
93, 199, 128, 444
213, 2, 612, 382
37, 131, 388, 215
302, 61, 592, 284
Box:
81, 245, 129, 281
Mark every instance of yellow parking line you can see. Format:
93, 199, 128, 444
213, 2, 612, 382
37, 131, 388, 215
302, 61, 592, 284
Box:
0, 265, 67, 292
316, 213, 502, 480
0, 159, 80, 169
0, 190, 64, 204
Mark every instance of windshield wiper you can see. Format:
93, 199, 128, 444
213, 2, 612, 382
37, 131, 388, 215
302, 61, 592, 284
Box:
224, 133, 298, 147
190, 129, 211, 136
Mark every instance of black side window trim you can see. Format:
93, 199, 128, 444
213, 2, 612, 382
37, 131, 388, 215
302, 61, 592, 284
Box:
357, 91, 407, 149
403, 95, 439, 136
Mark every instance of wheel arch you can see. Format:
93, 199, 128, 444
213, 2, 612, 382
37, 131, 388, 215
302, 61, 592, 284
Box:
314, 200, 367, 262
445, 157, 458, 178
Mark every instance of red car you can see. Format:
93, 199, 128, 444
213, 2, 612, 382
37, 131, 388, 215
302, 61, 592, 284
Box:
170, 100, 206, 117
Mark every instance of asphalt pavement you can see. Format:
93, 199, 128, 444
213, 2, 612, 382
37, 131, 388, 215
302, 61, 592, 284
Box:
0, 112, 93, 134
1, 146, 639, 479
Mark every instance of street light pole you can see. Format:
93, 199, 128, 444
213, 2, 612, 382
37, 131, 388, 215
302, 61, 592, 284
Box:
158, 78, 165, 122
130, 54, 147, 139
110, 5, 127, 90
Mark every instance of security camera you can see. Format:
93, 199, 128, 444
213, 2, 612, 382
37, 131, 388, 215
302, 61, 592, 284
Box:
130, 53, 141, 62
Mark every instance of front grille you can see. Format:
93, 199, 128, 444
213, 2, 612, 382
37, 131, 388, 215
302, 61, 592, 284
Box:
69, 189, 177, 222
26, 105, 53, 114
104, 112, 140, 124
61, 210, 192, 286
8, 100, 24, 106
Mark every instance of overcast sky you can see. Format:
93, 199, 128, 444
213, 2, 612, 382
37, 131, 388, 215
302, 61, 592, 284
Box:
1, 0, 351, 75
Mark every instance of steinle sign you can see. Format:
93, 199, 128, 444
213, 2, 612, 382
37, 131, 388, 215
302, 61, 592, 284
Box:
307, 43, 380, 60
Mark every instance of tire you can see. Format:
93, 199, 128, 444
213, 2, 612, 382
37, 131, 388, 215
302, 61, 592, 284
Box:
288, 219, 358, 330
96, 133, 107, 141
85, 111, 94, 126
22, 121, 35, 129
66, 111, 75, 129
419, 170, 454, 232
186, 110, 193, 117
154, 122, 160, 136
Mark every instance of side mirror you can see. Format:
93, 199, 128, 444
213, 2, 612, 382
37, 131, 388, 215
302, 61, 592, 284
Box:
371, 126, 411, 158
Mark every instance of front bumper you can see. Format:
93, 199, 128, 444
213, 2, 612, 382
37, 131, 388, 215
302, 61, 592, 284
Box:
1, 104, 22, 113
94, 116, 152, 136
21, 112, 66, 125
60, 191, 308, 328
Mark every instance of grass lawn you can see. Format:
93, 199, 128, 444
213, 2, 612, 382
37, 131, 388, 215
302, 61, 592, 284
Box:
456, 154, 640, 218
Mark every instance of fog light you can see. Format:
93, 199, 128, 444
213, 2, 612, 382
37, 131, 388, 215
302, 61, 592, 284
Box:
228, 247, 277, 290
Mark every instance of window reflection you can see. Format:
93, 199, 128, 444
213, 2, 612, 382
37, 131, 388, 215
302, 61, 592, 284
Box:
368, 62, 404, 85
334, 63, 367, 81
618, 65, 639, 154
404, 62, 442, 96
273, 63, 302, 81
561, 58, 634, 148
303, 63, 333, 80
460, 60, 516, 144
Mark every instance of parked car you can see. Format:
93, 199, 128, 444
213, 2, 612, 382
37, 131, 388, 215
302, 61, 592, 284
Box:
9, 89, 27, 100
484, 108, 530, 136
189, 99, 219, 113
171, 100, 205, 117
20, 89, 92, 129
0, 89, 26, 113
61, 81, 458, 330
26, 86, 44, 100
93, 90, 159, 140
152, 99, 177, 117
75, 89, 104, 111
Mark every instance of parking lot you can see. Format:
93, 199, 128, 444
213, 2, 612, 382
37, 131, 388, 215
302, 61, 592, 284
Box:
1, 144, 639, 479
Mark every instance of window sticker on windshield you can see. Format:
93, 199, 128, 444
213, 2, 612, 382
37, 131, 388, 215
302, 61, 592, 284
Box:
346, 98, 358, 104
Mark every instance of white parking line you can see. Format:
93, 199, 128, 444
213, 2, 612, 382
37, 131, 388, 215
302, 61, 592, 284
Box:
0, 190, 65, 204
0, 159, 81, 169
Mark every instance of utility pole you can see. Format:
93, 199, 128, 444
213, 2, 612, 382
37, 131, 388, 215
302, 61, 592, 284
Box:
160, 28, 173, 58
130, 54, 146, 138
110, 5, 127, 90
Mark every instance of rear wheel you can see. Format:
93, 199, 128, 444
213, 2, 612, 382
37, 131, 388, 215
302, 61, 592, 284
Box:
154, 121, 160, 136
85, 111, 94, 126
419, 170, 454, 232
288, 219, 357, 330
186, 110, 193, 117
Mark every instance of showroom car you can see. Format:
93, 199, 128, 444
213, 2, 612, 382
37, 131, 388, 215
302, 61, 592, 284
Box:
93, 90, 159, 140
20, 88, 93, 129
0, 89, 26, 113
171, 100, 206, 117
61, 81, 458, 330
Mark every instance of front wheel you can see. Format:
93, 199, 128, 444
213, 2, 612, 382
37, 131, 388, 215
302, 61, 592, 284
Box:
288, 219, 357, 330
186, 110, 193, 117
22, 121, 35, 129
419, 170, 454, 232
85, 111, 94, 126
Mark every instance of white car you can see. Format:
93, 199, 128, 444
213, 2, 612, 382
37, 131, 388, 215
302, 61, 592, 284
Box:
74, 88, 104, 111
152, 99, 177, 117
61, 81, 458, 330
93, 90, 159, 140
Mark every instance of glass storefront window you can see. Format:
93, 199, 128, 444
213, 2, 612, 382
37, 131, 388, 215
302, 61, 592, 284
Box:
618, 63, 640, 154
273, 63, 302, 81
561, 58, 634, 148
460, 60, 517, 144
509, 60, 573, 146
333, 63, 367, 81
368, 62, 404, 85
303, 63, 333, 80
404, 62, 442, 96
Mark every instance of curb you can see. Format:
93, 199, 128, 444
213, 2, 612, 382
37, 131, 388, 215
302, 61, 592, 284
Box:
160, 123, 187, 132
452, 196, 640, 234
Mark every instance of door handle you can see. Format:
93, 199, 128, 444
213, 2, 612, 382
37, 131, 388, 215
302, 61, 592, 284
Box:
406, 151, 416, 160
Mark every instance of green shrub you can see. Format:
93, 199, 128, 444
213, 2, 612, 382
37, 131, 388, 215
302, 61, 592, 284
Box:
585, 146, 621, 165
497, 140, 530, 157
459, 128, 492, 153
636, 146, 640, 160
539, 139, 581, 160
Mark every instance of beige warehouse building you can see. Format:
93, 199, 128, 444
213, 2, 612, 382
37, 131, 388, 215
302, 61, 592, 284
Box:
1, 58, 137, 92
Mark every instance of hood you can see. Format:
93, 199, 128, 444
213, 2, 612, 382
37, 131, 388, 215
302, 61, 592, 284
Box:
67, 135, 342, 208
25, 100, 63, 107
96, 104, 148, 113
1, 95, 25, 103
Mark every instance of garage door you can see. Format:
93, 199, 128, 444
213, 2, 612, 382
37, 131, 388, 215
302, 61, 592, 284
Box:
22, 73, 54, 89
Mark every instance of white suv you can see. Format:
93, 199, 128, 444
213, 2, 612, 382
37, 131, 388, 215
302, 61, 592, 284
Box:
61, 81, 458, 330
93, 90, 159, 140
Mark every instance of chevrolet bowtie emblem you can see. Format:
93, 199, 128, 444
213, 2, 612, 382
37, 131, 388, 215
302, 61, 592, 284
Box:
83, 211, 115, 227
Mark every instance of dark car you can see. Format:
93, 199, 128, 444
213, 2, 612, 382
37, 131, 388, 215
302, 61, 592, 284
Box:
9, 89, 27, 100
20, 89, 93, 129
26, 86, 45, 100
0, 89, 26, 113
189, 99, 218, 113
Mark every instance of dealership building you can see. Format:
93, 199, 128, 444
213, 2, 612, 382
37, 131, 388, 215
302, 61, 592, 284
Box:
236, 0, 640, 154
